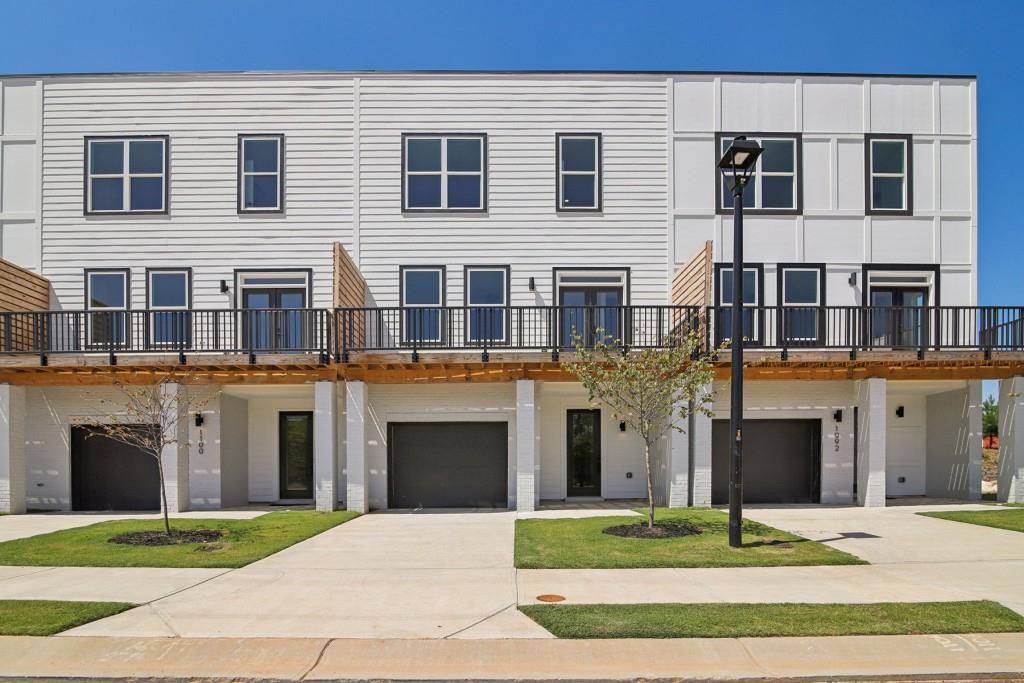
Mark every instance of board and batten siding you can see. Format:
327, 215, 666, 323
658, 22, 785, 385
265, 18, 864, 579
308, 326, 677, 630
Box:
39, 75, 355, 309
356, 75, 670, 307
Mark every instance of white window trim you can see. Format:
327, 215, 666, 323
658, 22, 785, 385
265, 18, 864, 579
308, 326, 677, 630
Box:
719, 267, 759, 308
239, 136, 282, 212
466, 267, 508, 343
719, 136, 797, 211
404, 135, 485, 211
147, 270, 190, 347
781, 268, 821, 307
557, 134, 600, 210
401, 267, 445, 343
86, 138, 166, 213
869, 138, 908, 211
86, 270, 129, 347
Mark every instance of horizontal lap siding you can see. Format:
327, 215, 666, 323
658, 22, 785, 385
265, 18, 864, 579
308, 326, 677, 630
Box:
357, 77, 669, 306
41, 78, 355, 308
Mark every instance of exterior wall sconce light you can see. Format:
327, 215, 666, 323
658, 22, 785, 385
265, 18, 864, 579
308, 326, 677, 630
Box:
833, 409, 843, 423
896, 405, 905, 418
848, 272, 857, 287
528, 277, 536, 291
619, 421, 627, 432
194, 413, 205, 427
220, 279, 229, 293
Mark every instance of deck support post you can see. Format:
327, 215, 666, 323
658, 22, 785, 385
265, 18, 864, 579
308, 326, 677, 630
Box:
0, 384, 26, 514
515, 379, 538, 512
314, 380, 338, 512
345, 380, 369, 513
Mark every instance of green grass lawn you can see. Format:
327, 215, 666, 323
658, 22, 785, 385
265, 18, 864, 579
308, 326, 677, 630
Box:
921, 508, 1024, 532
515, 508, 864, 569
0, 600, 134, 636
520, 601, 1024, 639
0, 510, 358, 568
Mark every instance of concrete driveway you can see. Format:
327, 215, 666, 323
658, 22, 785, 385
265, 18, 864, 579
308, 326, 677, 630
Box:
64, 510, 550, 639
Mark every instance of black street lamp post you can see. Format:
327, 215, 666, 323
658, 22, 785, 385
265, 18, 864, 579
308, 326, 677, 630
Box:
717, 136, 762, 549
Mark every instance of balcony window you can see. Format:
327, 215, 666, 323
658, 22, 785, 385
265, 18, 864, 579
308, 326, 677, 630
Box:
715, 264, 762, 345
85, 269, 129, 347
466, 266, 509, 343
85, 137, 168, 214
780, 265, 824, 344
557, 134, 601, 211
401, 266, 445, 343
239, 135, 284, 212
403, 134, 486, 211
147, 269, 191, 347
716, 134, 801, 214
866, 135, 912, 215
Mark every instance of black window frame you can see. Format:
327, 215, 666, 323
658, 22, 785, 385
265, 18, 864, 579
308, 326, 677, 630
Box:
555, 132, 603, 212
399, 265, 447, 345
463, 265, 511, 346
145, 267, 193, 349
865, 134, 913, 216
401, 133, 488, 213
84, 267, 132, 349
83, 135, 170, 216
713, 262, 765, 346
776, 263, 827, 346
237, 133, 286, 214
714, 132, 803, 216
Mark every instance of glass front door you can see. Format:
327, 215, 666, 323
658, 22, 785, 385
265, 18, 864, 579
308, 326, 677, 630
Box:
241, 288, 307, 351
567, 409, 601, 497
279, 411, 313, 500
870, 288, 927, 348
559, 287, 622, 348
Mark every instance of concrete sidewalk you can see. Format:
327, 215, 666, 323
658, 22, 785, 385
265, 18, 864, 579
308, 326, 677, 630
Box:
0, 633, 1022, 680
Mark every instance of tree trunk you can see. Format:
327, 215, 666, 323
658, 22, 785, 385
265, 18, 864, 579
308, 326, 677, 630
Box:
643, 441, 655, 529
155, 452, 171, 536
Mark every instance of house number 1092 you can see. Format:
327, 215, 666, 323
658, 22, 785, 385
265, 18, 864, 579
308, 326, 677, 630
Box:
834, 425, 841, 452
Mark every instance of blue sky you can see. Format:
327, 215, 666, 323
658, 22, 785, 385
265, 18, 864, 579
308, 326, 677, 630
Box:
1, 0, 1019, 394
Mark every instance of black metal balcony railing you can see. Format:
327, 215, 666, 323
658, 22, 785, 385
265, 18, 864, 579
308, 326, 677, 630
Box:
1, 305, 1022, 363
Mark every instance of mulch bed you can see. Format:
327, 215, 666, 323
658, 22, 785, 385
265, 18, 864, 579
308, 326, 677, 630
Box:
602, 521, 702, 539
108, 529, 225, 546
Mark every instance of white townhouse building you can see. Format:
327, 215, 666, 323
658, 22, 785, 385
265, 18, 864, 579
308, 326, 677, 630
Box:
0, 68, 1018, 516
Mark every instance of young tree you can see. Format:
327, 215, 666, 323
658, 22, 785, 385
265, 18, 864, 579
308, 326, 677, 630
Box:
983, 395, 999, 438
89, 375, 213, 536
563, 330, 716, 531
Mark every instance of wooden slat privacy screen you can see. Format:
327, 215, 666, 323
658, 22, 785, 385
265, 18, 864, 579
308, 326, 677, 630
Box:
671, 241, 713, 308
0, 259, 50, 353
333, 242, 366, 348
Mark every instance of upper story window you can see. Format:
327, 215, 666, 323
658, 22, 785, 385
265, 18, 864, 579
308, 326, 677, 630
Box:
866, 134, 913, 215
465, 266, 509, 343
85, 268, 130, 347
85, 137, 168, 214
401, 266, 445, 343
238, 135, 284, 212
715, 134, 801, 215
147, 268, 191, 347
556, 133, 602, 211
403, 134, 487, 212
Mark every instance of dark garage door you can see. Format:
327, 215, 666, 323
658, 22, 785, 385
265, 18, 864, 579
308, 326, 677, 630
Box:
712, 419, 821, 504
388, 422, 508, 509
71, 426, 160, 511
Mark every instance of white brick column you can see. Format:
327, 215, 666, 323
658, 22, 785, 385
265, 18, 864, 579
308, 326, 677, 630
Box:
0, 384, 26, 514
690, 387, 713, 507
998, 377, 1024, 503
160, 381, 189, 513
856, 378, 887, 507
313, 380, 338, 512
515, 379, 537, 512
667, 411, 689, 508
345, 380, 369, 513
967, 380, 983, 501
